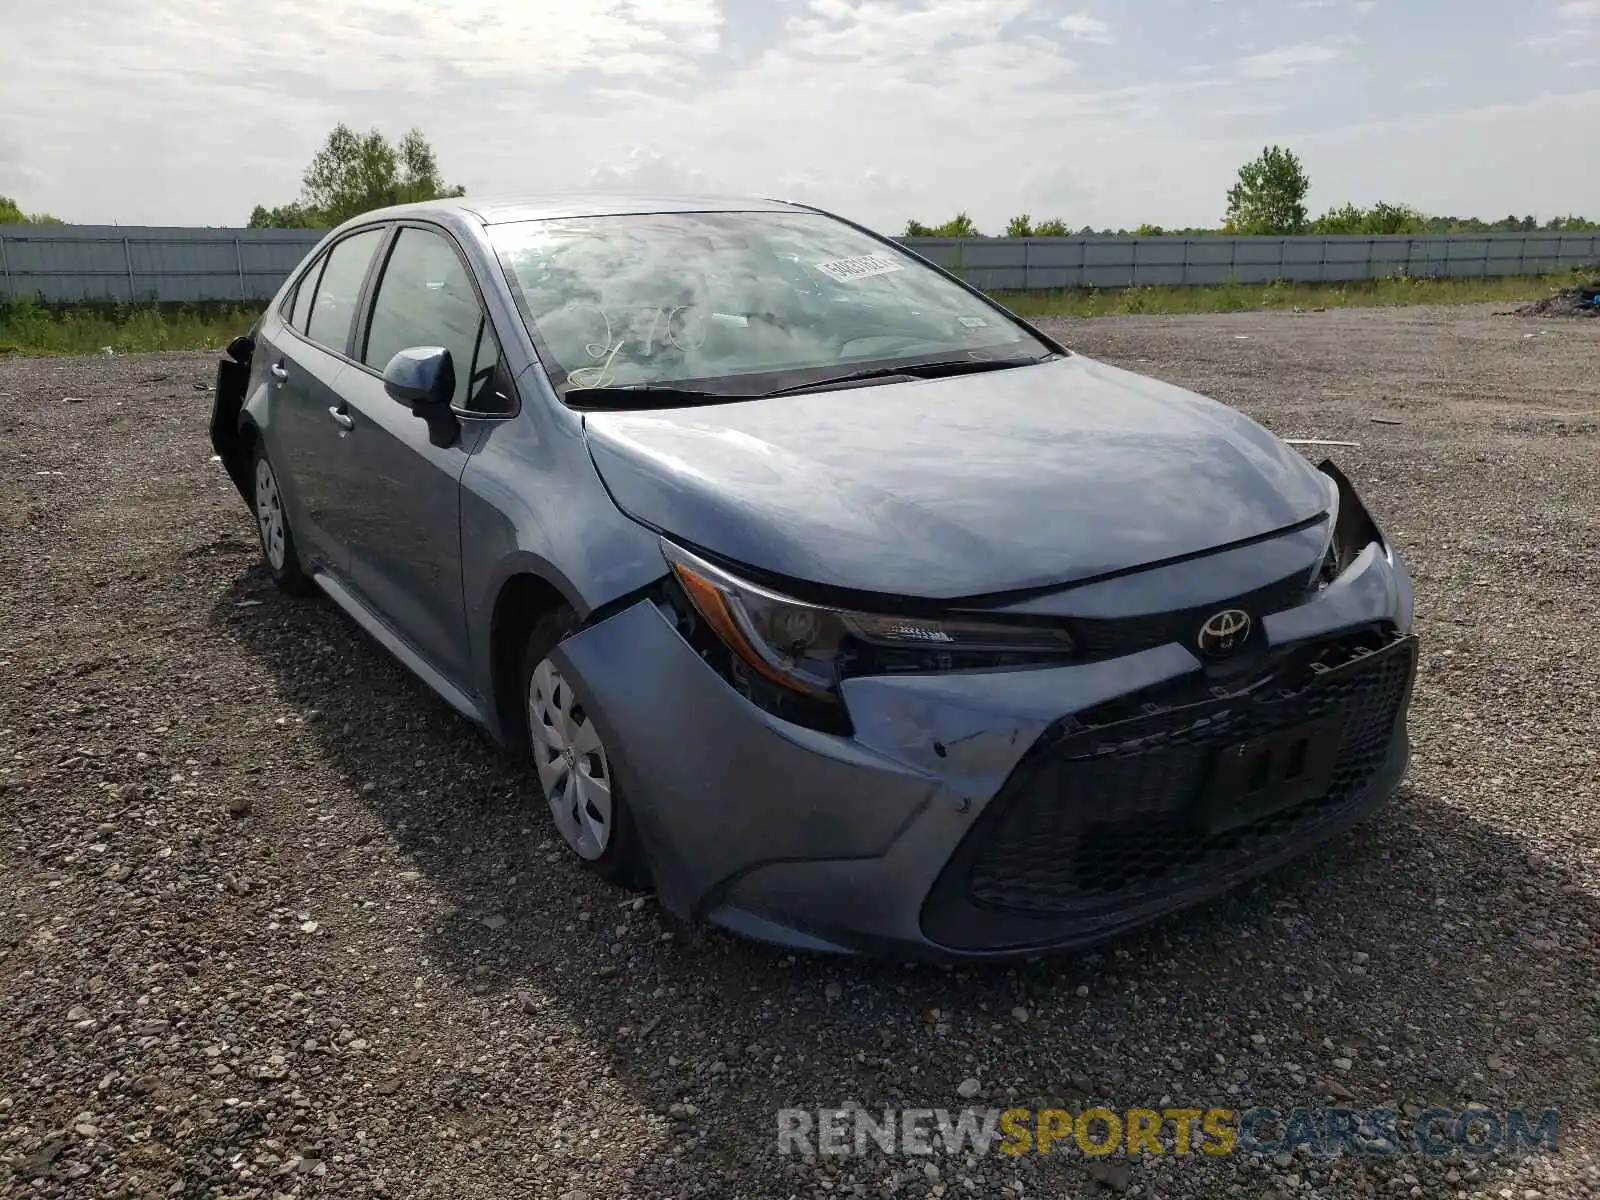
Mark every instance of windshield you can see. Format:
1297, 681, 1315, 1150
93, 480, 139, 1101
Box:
489, 211, 1052, 395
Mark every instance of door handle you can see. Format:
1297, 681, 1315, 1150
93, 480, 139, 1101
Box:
269, 363, 289, 383
328, 407, 354, 431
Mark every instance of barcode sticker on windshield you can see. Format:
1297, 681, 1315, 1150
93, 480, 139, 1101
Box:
815, 254, 904, 282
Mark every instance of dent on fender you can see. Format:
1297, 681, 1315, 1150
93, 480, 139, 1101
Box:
548, 599, 943, 919
459, 392, 670, 623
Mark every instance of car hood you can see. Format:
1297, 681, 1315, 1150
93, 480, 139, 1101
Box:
582, 355, 1332, 600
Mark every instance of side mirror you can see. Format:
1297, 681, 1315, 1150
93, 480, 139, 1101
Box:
383, 346, 460, 449
383, 346, 455, 409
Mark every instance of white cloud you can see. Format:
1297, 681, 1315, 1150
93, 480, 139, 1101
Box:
0, 132, 41, 193
1525, 1, 1600, 50
1238, 41, 1344, 79
1521, 30, 1589, 49
586, 148, 725, 195
0, 0, 727, 224
0, 0, 1597, 236
784, 0, 1040, 72
1355, 1, 1377, 14
10, 1, 724, 100
1058, 11, 1113, 43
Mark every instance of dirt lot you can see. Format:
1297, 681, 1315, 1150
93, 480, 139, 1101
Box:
2, 303, 1598, 1200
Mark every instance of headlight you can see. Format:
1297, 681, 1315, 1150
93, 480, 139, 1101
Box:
660, 539, 1076, 727
1315, 460, 1382, 587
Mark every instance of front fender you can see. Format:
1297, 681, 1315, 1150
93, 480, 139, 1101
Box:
458, 373, 674, 739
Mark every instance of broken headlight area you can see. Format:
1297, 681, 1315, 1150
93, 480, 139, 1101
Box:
1313, 459, 1383, 589
659, 539, 1077, 732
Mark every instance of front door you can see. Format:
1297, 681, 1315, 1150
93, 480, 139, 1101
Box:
337, 225, 500, 688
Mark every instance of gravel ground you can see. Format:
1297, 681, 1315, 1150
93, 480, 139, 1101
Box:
3, 302, 1598, 1200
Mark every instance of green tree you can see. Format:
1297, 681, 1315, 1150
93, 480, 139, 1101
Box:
1312, 202, 1428, 235
1133, 223, 1166, 237
1312, 202, 1364, 235
931, 211, 981, 238
1483, 214, 1539, 233
904, 213, 981, 237
1545, 214, 1600, 231
248, 125, 465, 228
247, 202, 321, 229
1426, 215, 1487, 233
1005, 214, 1035, 238
1033, 218, 1071, 236
0, 195, 63, 223
1366, 202, 1427, 234
1224, 145, 1311, 235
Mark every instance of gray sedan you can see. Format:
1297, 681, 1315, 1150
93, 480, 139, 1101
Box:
211, 194, 1417, 960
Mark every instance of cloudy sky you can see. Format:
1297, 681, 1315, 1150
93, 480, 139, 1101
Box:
2, 0, 1597, 233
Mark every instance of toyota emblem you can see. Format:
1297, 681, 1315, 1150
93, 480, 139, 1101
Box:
1196, 609, 1252, 656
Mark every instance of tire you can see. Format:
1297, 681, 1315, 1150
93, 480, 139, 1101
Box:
521, 607, 648, 890
249, 440, 315, 596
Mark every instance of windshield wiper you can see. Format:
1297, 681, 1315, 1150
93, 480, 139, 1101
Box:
755, 353, 1054, 398
562, 384, 756, 410
562, 353, 1056, 410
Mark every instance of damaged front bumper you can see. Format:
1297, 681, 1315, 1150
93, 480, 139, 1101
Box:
552, 538, 1417, 961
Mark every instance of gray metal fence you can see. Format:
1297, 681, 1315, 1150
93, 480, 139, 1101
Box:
3, 224, 1597, 303
0, 225, 326, 304
908, 232, 1600, 290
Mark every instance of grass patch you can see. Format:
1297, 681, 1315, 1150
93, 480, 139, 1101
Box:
1, 269, 1594, 356
0, 301, 261, 358
993, 269, 1597, 319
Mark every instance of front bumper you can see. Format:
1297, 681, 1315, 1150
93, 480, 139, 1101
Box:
552, 539, 1416, 961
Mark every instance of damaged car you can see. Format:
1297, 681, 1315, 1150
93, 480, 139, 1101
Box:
211, 194, 1417, 960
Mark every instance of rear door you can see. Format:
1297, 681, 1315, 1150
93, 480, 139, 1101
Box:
257, 225, 388, 577
336, 223, 513, 687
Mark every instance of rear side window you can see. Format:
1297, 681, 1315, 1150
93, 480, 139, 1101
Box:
303, 228, 385, 354
364, 227, 508, 411
287, 258, 323, 334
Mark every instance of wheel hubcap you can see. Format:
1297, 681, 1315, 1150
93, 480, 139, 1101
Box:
529, 658, 612, 860
254, 458, 286, 571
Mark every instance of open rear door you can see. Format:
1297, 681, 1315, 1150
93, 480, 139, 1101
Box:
210, 331, 257, 500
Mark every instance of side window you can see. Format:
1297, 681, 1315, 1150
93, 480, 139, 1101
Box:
363, 227, 488, 409
463, 322, 513, 415
304, 228, 385, 354
287, 256, 323, 334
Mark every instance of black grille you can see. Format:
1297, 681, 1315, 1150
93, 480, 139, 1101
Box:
963, 633, 1415, 916
1070, 569, 1315, 660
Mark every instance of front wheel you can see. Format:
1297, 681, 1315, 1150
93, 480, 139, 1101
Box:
250, 441, 314, 595
521, 608, 648, 889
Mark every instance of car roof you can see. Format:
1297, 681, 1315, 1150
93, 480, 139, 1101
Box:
355, 193, 812, 227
